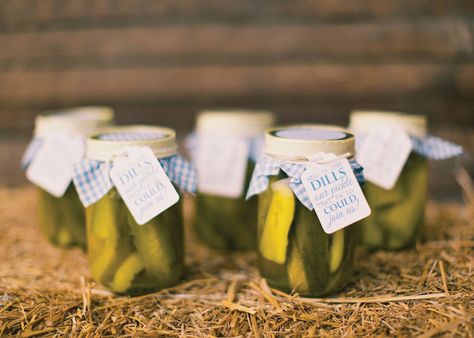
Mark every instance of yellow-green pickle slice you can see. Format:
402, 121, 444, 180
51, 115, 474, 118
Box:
329, 230, 345, 273
88, 193, 135, 287
111, 254, 145, 293
287, 239, 309, 294
259, 180, 295, 264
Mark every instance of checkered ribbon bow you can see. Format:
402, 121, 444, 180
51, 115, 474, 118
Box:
246, 156, 364, 210
409, 135, 463, 160
72, 154, 197, 207
354, 134, 463, 160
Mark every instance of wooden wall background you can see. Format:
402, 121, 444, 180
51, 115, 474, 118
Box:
0, 0, 473, 197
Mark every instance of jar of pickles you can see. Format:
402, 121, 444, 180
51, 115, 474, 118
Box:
350, 111, 463, 250
247, 125, 365, 297
191, 110, 275, 251
22, 107, 114, 249
73, 126, 196, 295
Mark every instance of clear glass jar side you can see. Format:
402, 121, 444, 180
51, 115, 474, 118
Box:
359, 153, 428, 250
86, 188, 184, 295
38, 184, 86, 249
257, 175, 357, 297
193, 160, 257, 250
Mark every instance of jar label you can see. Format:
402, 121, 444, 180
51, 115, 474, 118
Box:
196, 136, 249, 198
301, 157, 371, 234
356, 127, 413, 190
26, 132, 85, 197
110, 146, 179, 225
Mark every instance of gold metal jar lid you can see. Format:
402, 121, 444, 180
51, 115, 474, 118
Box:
349, 110, 427, 137
265, 125, 355, 161
86, 125, 178, 161
34, 106, 114, 137
196, 109, 275, 137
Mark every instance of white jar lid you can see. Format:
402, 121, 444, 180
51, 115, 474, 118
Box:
86, 125, 178, 161
34, 106, 114, 137
196, 109, 275, 137
265, 125, 355, 160
349, 110, 427, 137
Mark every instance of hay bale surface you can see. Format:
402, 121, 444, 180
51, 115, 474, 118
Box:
0, 187, 472, 337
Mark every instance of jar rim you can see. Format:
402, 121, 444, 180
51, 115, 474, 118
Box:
86, 125, 178, 161
349, 110, 427, 136
34, 106, 114, 137
196, 109, 275, 137
265, 124, 355, 160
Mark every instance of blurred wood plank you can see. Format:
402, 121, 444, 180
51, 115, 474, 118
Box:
0, 64, 472, 106
1, 21, 472, 68
1, 97, 473, 134
1, 0, 473, 30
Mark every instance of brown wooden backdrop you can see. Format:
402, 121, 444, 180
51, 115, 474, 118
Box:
0, 0, 473, 196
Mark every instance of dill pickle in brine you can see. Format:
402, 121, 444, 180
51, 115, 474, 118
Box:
38, 184, 86, 249
359, 153, 428, 250
194, 161, 258, 250
257, 177, 357, 297
86, 188, 184, 295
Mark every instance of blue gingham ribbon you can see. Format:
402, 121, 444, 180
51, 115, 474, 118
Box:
71, 131, 196, 207
185, 133, 264, 162
72, 154, 196, 207
246, 156, 364, 210
355, 134, 463, 160
410, 135, 463, 159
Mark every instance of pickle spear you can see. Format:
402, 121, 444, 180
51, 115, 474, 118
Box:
377, 154, 428, 249
111, 253, 145, 293
128, 207, 178, 278
259, 180, 295, 264
287, 239, 309, 294
89, 194, 134, 285
329, 230, 344, 273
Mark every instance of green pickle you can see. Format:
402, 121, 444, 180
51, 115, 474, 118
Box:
86, 189, 184, 295
194, 161, 258, 250
258, 176, 357, 297
38, 184, 86, 249
359, 153, 428, 250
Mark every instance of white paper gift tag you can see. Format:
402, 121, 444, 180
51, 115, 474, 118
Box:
301, 157, 371, 234
356, 127, 413, 190
26, 133, 85, 197
110, 146, 179, 225
196, 136, 249, 198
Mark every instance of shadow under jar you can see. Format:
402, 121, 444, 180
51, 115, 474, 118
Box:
254, 125, 361, 297
25, 107, 114, 249
192, 110, 275, 251
350, 111, 429, 250
80, 126, 186, 295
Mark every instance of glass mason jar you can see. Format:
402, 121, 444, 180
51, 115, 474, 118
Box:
29, 107, 114, 249
255, 125, 359, 297
84, 126, 185, 295
192, 110, 275, 251
349, 111, 429, 250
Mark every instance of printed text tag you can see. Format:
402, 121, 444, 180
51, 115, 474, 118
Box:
356, 127, 413, 190
301, 158, 371, 234
196, 136, 249, 198
26, 133, 85, 197
110, 146, 179, 225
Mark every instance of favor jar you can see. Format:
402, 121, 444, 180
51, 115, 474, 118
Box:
22, 107, 114, 249
349, 111, 428, 250
249, 125, 360, 297
74, 126, 193, 295
192, 110, 275, 251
